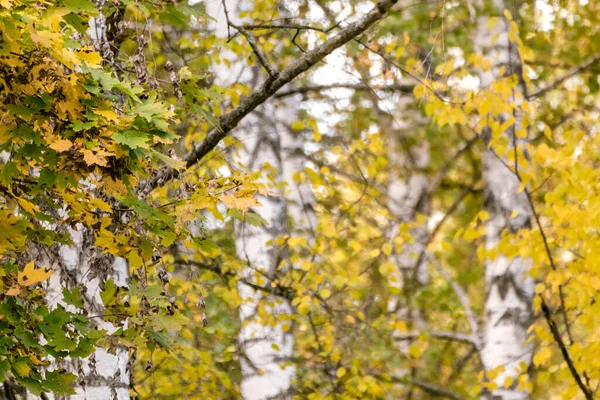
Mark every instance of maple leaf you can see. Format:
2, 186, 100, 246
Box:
17, 261, 53, 287
81, 149, 110, 166
49, 139, 73, 152
220, 195, 262, 215
76, 47, 102, 68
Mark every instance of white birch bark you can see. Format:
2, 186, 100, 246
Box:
475, 2, 534, 398
387, 136, 430, 303
24, 223, 130, 400
206, 1, 314, 398
233, 108, 297, 400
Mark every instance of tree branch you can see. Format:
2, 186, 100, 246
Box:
394, 330, 479, 347
540, 297, 592, 399
374, 374, 465, 400
232, 23, 279, 78
430, 257, 482, 351
181, 259, 294, 300
409, 378, 465, 400
528, 53, 600, 98
146, 0, 400, 190
274, 81, 414, 98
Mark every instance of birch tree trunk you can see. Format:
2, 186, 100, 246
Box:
23, 224, 130, 400
233, 112, 296, 400
206, 1, 314, 398
385, 111, 430, 390
475, 2, 534, 398
387, 133, 430, 320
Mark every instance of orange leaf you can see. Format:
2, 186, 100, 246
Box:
6, 285, 21, 296
220, 195, 262, 215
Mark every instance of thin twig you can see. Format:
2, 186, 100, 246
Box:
528, 53, 600, 98
274, 82, 414, 98
232, 23, 279, 78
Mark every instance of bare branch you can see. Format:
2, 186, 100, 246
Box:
409, 378, 466, 400
232, 23, 279, 78
240, 23, 328, 33
528, 53, 600, 98
394, 330, 479, 347
274, 81, 414, 98
373, 373, 465, 400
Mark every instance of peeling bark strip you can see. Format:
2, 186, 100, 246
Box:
147, 0, 400, 190
475, 4, 534, 399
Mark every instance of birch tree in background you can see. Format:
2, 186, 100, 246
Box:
206, 1, 315, 398
475, 2, 534, 398
382, 101, 430, 366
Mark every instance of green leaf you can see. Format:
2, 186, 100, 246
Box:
149, 149, 186, 170
61, 0, 97, 13
245, 212, 266, 227
100, 279, 116, 305
71, 121, 97, 132
0, 359, 10, 376
42, 370, 77, 394
5, 105, 35, 122
191, 104, 221, 131
134, 102, 167, 122
13, 360, 31, 377
113, 131, 151, 149
2, 162, 19, 186
145, 328, 173, 350
62, 288, 84, 308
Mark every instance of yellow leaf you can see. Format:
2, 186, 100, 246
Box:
128, 251, 143, 269
220, 195, 262, 215
298, 302, 310, 315
49, 139, 73, 152
77, 47, 102, 67
394, 320, 407, 334
382, 242, 393, 256
17, 198, 40, 215
413, 84, 425, 98
81, 149, 109, 167
89, 198, 112, 213
313, 126, 321, 142
487, 17, 499, 30
409, 344, 421, 359
336, 367, 347, 378
18, 261, 53, 287
29, 354, 48, 366
95, 109, 119, 122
